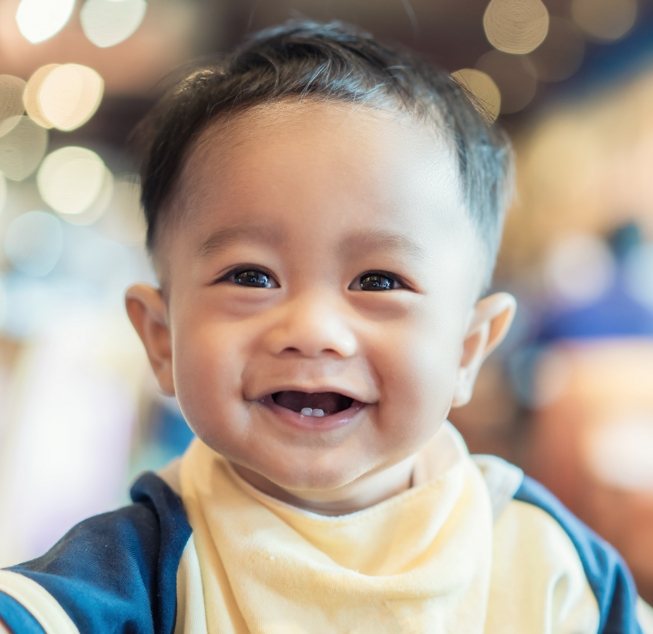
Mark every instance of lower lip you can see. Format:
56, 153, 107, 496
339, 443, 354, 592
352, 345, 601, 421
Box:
257, 396, 366, 431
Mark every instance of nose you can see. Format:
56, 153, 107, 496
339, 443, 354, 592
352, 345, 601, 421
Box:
266, 291, 358, 359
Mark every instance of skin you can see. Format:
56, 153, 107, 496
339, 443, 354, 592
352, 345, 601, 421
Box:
127, 100, 515, 515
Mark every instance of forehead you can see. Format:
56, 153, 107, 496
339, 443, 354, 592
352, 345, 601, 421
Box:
163, 100, 478, 275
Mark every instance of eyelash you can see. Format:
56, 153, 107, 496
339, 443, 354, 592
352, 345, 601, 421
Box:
215, 267, 406, 292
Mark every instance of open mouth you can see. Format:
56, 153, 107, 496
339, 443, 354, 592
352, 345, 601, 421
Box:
269, 391, 355, 418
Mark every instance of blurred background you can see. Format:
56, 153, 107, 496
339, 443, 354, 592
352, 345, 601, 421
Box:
1, 0, 653, 602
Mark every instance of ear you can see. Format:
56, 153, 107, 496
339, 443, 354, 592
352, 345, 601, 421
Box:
452, 292, 516, 407
125, 284, 175, 396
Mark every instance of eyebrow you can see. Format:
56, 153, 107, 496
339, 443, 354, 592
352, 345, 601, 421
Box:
196, 224, 425, 260
338, 229, 425, 260
196, 224, 284, 257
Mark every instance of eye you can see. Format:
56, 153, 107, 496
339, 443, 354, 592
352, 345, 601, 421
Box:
351, 271, 402, 292
218, 267, 278, 289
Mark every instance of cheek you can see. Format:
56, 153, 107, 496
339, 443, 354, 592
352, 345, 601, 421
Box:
377, 317, 464, 417
171, 322, 240, 418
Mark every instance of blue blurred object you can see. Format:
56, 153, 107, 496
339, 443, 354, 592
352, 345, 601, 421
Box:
537, 283, 653, 342
150, 399, 194, 460
537, 224, 653, 343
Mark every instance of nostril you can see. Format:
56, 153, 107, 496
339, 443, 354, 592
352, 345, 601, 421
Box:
279, 346, 301, 355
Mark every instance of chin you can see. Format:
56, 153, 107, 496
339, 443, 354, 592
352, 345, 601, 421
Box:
244, 459, 363, 499
273, 463, 359, 493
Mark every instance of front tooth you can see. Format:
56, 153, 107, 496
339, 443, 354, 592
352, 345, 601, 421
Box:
312, 408, 325, 417
301, 407, 313, 416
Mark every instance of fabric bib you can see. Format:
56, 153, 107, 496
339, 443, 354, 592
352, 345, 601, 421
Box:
178, 423, 493, 633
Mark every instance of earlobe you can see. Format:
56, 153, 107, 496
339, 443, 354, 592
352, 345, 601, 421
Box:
452, 292, 516, 407
125, 284, 175, 396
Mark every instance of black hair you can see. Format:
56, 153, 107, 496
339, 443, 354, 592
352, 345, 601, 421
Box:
136, 20, 513, 284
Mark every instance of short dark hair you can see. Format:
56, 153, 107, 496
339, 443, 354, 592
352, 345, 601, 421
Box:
136, 20, 513, 284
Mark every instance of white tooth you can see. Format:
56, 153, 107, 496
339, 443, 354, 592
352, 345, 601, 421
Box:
301, 407, 313, 416
312, 408, 325, 417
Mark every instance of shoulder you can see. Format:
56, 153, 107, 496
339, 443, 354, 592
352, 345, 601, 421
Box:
476, 453, 641, 634
0, 471, 191, 634
510, 475, 640, 633
473, 454, 643, 632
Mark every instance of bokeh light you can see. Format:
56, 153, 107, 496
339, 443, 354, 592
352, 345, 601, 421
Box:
476, 50, 537, 114
37, 146, 110, 218
81, 0, 148, 49
61, 166, 115, 227
571, 0, 637, 42
4, 210, 64, 277
543, 234, 615, 306
37, 64, 104, 132
15, 0, 76, 44
451, 68, 501, 121
23, 65, 59, 130
483, 0, 550, 55
526, 17, 585, 83
0, 75, 27, 135
0, 116, 48, 181
586, 416, 653, 490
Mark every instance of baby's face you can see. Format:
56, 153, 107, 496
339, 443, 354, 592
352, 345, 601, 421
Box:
146, 101, 491, 512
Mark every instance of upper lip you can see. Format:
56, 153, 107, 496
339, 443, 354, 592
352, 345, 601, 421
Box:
252, 384, 373, 405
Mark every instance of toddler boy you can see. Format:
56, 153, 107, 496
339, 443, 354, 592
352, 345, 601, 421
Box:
0, 20, 648, 633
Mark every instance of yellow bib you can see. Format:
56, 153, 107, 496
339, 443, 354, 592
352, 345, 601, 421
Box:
178, 423, 493, 633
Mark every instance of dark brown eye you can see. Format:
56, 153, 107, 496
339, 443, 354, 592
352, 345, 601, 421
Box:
231, 269, 275, 288
357, 272, 398, 291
